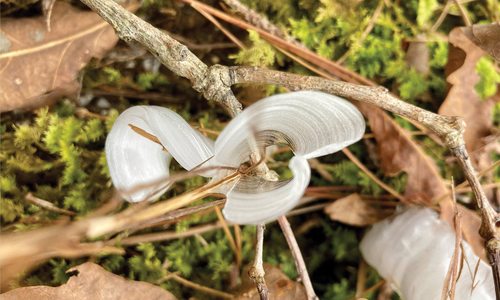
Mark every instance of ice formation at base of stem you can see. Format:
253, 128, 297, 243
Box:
360, 207, 494, 300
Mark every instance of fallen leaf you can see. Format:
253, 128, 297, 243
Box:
0, 223, 123, 291
0, 2, 121, 112
324, 193, 390, 226
41, 0, 56, 31
236, 264, 306, 300
1, 262, 177, 300
439, 26, 495, 165
461, 23, 500, 63
360, 104, 449, 207
405, 34, 430, 76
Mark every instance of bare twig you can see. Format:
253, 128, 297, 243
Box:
337, 0, 385, 64
453, 0, 472, 26
220, 0, 303, 48
229, 67, 465, 146
119, 222, 223, 245
248, 224, 269, 300
341, 148, 406, 202
214, 207, 241, 266
431, 0, 452, 32
355, 259, 368, 298
277, 216, 318, 300
25, 193, 76, 216
441, 180, 462, 300
167, 273, 234, 299
134, 199, 226, 230
79, 0, 242, 116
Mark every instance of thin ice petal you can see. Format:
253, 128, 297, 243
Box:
105, 108, 171, 202
222, 156, 310, 224
105, 106, 213, 202
139, 106, 214, 170
214, 91, 365, 167
360, 208, 495, 300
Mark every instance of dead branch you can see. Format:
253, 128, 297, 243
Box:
25, 193, 76, 216
79, 0, 242, 116
248, 224, 269, 300
278, 216, 318, 300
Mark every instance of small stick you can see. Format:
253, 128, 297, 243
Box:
277, 215, 318, 300
441, 179, 462, 300
25, 193, 76, 216
342, 148, 406, 202
119, 222, 223, 245
453, 0, 472, 26
168, 273, 234, 299
214, 206, 241, 266
249, 224, 269, 300
355, 258, 368, 298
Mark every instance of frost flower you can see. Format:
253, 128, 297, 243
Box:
360, 208, 494, 300
105, 91, 365, 224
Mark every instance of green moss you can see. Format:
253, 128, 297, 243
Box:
2, 1, 496, 299
230, 30, 279, 67
475, 57, 500, 99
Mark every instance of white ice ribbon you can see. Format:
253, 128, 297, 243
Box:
105, 91, 365, 224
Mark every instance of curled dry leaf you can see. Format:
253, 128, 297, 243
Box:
439, 26, 495, 162
461, 23, 500, 63
324, 193, 391, 227
0, 2, 123, 112
1, 262, 177, 300
236, 264, 307, 300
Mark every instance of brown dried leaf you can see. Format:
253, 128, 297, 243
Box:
462, 23, 500, 62
359, 104, 449, 207
0, 2, 119, 112
236, 264, 307, 300
324, 193, 389, 226
0, 223, 123, 291
439, 27, 495, 159
41, 0, 56, 31
1, 262, 177, 300
405, 35, 430, 76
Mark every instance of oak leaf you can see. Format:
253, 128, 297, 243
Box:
324, 193, 390, 227
359, 104, 449, 207
439, 26, 495, 163
461, 23, 500, 63
0, 2, 119, 112
1, 262, 177, 300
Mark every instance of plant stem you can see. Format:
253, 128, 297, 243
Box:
277, 216, 318, 300
249, 224, 269, 300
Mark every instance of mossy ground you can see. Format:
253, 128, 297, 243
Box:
1, 0, 498, 299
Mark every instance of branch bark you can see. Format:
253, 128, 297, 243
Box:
78, 0, 499, 296
249, 224, 269, 300
278, 216, 318, 300
79, 0, 242, 116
